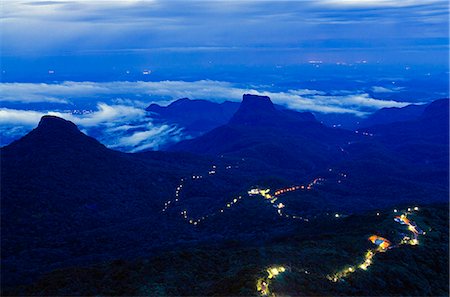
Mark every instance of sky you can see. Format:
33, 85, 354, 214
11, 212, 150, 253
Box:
0, 0, 449, 151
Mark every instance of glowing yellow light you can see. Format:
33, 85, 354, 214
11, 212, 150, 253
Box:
335, 213, 340, 218
233, 198, 238, 203
407, 208, 411, 212
393, 209, 398, 213
414, 206, 419, 211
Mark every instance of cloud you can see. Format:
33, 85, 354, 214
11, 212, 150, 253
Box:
0, 103, 185, 151
0, 108, 45, 126
371, 86, 405, 93
0, 80, 413, 116
1, 79, 418, 149
319, 0, 444, 7
107, 123, 184, 153
1, 0, 447, 58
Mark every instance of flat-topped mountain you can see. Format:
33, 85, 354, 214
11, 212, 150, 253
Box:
229, 94, 315, 125
169, 94, 352, 173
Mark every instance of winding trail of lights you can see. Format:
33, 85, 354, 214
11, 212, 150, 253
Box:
162, 163, 347, 226
327, 208, 425, 283
161, 163, 427, 295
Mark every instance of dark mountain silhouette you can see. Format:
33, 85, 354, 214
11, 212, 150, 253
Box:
229, 94, 316, 125
1, 116, 216, 288
169, 94, 352, 174
360, 103, 428, 128
361, 99, 449, 174
170, 95, 448, 208
368, 99, 449, 148
146, 98, 239, 137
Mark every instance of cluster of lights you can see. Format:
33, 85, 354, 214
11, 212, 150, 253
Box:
329, 207, 425, 283
272, 176, 328, 196
256, 266, 286, 296
358, 250, 375, 270
395, 209, 424, 246
354, 130, 374, 137
274, 185, 304, 196
162, 163, 238, 217
329, 240, 386, 282
181, 210, 188, 219
162, 178, 184, 212
249, 187, 309, 222
181, 195, 244, 226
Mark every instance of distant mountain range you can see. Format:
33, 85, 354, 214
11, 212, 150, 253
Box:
146, 98, 239, 138
169, 94, 352, 174
1, 95, 448, 294
146, 96, 434, 137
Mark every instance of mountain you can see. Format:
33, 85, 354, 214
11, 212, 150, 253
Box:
360, 103, 428, 128
170, 95, 448, 209
169, 94, 352, 175
1, 115, 217, 288
10, 203, 448, 296
367, 99, 449, 150
146, 98, 239, 137
229, 94, 316, 125
361, 99, 449, 172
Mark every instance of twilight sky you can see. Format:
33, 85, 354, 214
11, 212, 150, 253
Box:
2, 0, 448, 65
0, 0, 449, 151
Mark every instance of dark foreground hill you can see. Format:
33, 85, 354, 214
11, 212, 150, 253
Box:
1, 116, 219, 287
6, 204, 449, 296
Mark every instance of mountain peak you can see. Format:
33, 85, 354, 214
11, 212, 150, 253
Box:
229, 94, 277, 125
240, 94, 275, 111
37, 115, 79, 133
3, 115, 106, 153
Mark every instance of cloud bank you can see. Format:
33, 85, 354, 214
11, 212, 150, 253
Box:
0, 79, 416, 151
2, 0, 448, 65
0, 80, 412, 116
0, 103, 183, 152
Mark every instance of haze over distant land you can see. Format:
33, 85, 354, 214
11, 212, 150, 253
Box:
1, 1, 449, 150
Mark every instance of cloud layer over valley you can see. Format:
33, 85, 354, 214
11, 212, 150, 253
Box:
0, 79, 418, 151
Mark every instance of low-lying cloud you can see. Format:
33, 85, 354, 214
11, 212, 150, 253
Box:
0, 103, 184, 152
0, 80, 412, 116
0, 79, 416, 151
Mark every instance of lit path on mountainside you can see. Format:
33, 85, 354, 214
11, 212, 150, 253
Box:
160, 163, 427, 296
327, 207, 425, 283
161, 162, 348, 226
258, 207, 426, 296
